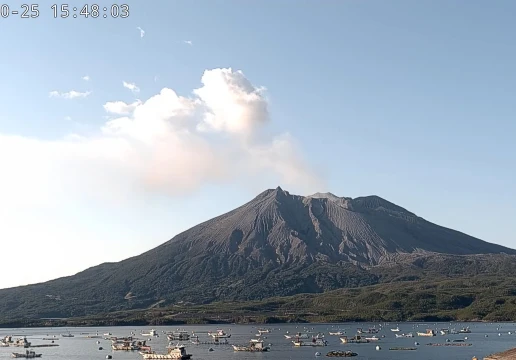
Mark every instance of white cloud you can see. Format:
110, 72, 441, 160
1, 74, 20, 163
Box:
2, 68, 322, 207
123, 81, 140, 93
49, 90, 91, 99
184, 40, 193, 46
137, 26, 145, 38
82, 75, 90, 81
64, 116, 72, 121
103, 100, 142, 115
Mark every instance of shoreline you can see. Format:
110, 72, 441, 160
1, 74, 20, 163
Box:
0, 318, 509, 329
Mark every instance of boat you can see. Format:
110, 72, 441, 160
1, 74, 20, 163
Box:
340, 336, 369, 344
167, 331, 190, 341
391, 327, 400, 332
104, 333, 112, 336
61, 333, 74, 338
142, 345, 192, 359
112, 340, 147, 351
233, 340, 269, 352
357, 327, 379, 334
326, 350, 358, 357
207, 329, 230, 338
365, 336, 379, 341
142, 329, 158, 337
11, 350, 42, 358
257, 329, 270, 334
459, 327, 471, 333
293, 337, 327, 347
395, 333, 414, 338
417, 329, 436, 337
328, 331, 345, 336
389, 347, 417, 351
440, 328, 450, 335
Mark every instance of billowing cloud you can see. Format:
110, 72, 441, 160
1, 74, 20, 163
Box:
123, 81, 140, 93
184, 40, 193, 46
82, 75, 90, 81
49, 90, 91, 99
1, 68, 323, 207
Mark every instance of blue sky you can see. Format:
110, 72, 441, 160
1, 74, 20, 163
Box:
0, 0, 515, 289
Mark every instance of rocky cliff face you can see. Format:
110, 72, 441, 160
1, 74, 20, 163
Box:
0, 186, 513, 319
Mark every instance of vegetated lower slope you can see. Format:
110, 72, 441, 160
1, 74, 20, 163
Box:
8, 274, 516, 328
0, 187, 514, 320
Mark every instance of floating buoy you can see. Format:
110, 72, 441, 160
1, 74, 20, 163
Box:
376, 345, 381, 351
106, 356, 112, 360
315, 352, 321, 356
485, 334, 488, 337
98, 347, 103, 350
414, 342, 420, 346
209, 348, 214, 352
464, 336, 468, 340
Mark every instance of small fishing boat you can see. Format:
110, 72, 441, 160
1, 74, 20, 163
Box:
340, 336, 369, 344
391, 327, 400, 332
293, 337, 327, 347
328, 331, 345, 336
142, 345, 192, 359
11, 350, 42, 358
233, 340, 269, 352
141, 329, 158, 337
326, 350, 358, 357
395, 333, 414, 338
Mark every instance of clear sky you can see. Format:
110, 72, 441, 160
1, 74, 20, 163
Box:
0, 0, 515, 289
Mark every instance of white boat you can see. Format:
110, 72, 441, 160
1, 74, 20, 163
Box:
11, 350, 41, 358
291, 332, 310, 339
142, 345, 192, 359
61, 333, 74, 338
391, 327, 400, 332
167, 331, 190, 341
257, 329, 270, 334
142, 329, 158, 337
328, 331, 344, 336
104, 333, 112, 336
395, 333, 414, 338
417, 329, 436, 337
293, 337, 327, 347
365, 336, 379, 341
459, 327, 471, 333
207, 329, 231, 338
233, 340, 269, 352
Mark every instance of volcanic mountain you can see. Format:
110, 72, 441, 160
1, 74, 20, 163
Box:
1, 187, 514, 320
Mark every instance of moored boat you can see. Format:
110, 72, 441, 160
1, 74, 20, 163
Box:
233, 340, 269, 352
207, 329, 230, 338
142, 329, 158, 337
167, 331, 190, 341
326, 350, 357, 357
293, 337, 327, 347
417, 329, 436, 337
11, 350, 41, 358
340, 336, 369, 344
142, 345, 192, 359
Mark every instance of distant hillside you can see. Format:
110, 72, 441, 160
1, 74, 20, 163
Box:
0, 187, 514, 320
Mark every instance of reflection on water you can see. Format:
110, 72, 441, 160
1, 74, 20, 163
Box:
0, 322, 514, 360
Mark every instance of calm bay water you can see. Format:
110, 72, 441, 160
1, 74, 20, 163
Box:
1, 322, 515, 359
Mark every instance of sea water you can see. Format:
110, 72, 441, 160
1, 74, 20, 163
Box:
0, 322, 513, 360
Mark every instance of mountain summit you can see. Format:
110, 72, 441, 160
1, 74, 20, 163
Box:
0, 187, 513, 320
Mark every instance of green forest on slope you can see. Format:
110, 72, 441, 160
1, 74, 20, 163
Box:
4, 275, 516, 328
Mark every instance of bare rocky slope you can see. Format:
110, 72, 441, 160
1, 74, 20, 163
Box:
1, 187, 514, 320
